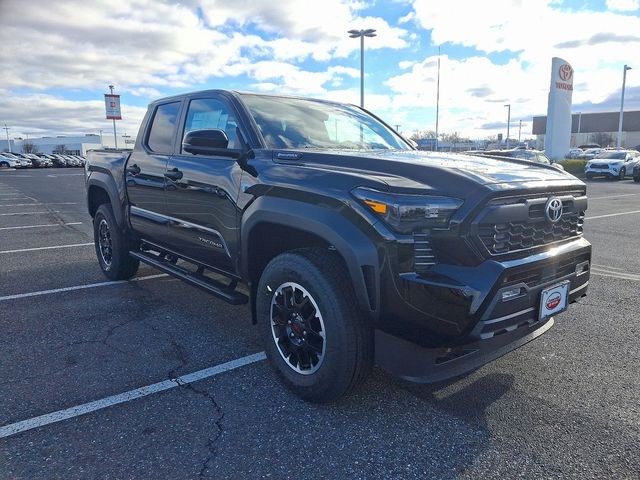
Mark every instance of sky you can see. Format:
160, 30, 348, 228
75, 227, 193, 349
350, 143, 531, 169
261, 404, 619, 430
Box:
0, 0, 639, 141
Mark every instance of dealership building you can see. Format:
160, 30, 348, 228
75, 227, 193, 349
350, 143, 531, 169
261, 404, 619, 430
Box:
532, 110, 640, 149
0, 133, 136, 155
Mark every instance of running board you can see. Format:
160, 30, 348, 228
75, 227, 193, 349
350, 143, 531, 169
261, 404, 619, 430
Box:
129, 250, 248, 305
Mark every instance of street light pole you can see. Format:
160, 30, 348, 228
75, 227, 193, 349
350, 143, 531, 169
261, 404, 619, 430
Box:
3, 124, 10, 152
518, 119, 522, 143
576, 112, 582, 147
348, 28, 377, 108
504, 104, 511, 148
617, 65, 631, 149
435, 46, 441, 152
109, 84, 118, 149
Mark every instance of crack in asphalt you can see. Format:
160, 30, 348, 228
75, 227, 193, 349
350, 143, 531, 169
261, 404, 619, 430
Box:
166, 340, 224, 479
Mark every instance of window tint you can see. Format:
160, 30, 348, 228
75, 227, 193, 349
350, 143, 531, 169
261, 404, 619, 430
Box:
183, 98, 239, 152
147, 102, 181, 154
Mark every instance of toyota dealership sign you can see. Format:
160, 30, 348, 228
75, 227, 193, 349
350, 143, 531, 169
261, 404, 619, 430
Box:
104, 94, 122, 120
545, 57, 574, 160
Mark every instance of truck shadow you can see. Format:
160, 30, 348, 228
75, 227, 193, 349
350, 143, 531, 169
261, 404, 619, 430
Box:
394, 371, 515, 425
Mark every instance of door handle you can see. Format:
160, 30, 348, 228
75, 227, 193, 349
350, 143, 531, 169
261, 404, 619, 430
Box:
126, 163, 141, 175
164, 168, 183, 181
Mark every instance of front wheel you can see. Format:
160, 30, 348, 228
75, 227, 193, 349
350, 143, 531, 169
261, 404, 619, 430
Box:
0, 161, 10, 169
634, 176, 640, 183
257, 249, 373, 403
93, 204, 139, 280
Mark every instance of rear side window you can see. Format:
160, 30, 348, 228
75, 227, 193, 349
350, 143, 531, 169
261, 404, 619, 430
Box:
147, 102, 181, 153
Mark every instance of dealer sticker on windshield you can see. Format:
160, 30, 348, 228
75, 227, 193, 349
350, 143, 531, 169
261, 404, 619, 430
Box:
539, 281, 570, 320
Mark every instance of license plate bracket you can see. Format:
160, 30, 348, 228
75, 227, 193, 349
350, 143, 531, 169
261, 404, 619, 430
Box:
539, 281, 570, 321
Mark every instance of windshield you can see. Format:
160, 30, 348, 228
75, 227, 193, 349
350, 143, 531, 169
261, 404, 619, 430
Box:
241, 94, 410, 151
537, 153, 551, 164
595, 151, 625, 159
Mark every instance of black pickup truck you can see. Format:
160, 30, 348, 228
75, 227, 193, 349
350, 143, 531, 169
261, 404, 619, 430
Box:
85, 90, 591, 402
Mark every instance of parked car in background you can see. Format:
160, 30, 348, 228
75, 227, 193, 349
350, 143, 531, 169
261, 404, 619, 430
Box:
581, 148, 605, 160
12, 153, 33, 168
567, 148, 583, 159
579, 143, 601, 150
50, 154, 68, 167
0, 152, 26, 167
0, 153, 21, 169
585, 150, 640, 180
480, 149, 565, 170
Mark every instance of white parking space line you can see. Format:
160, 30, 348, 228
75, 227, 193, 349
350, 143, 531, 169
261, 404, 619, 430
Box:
0, 202, 78, 207
586, 210, 640, 220
588, 193, 639, 200
0, 273, 168, 302
591, 270, 640, 282
0, 211, 62, 216
0, 352, 267, 439
0, 243, 93, 254
46, 173, 84, 177
0, 222, 82, 231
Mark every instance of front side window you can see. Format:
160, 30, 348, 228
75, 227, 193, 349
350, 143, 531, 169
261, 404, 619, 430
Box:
182, 98, 240, 152
147, 102, 181, 154
241, 94, 410, 151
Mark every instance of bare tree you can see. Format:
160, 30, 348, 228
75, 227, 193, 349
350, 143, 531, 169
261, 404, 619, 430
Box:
440, 132, 469, 143
590, 133, 614, 148
54, 144, 67, 154
409, 129, 437, 141
22, 141, 38, 154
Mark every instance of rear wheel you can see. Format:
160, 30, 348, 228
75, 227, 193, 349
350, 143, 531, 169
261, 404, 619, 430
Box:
93, 204, 139, 280
634, 176, 640, 183
257, 248, 373, 403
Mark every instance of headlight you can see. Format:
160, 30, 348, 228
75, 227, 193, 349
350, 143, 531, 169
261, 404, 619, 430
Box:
352, 187, 463, 233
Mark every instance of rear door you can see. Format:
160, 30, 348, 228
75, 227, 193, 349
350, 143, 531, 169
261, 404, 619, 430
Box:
126, 100, 182, 243
163, 95, 245, 274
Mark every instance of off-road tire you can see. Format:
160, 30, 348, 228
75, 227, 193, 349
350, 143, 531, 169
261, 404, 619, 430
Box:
93, 204, 139, 280
257, 248, 374, 403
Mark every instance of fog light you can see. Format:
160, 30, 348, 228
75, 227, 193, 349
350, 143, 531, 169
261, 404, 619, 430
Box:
501, 287, 524, 301
575, 261, 589, 276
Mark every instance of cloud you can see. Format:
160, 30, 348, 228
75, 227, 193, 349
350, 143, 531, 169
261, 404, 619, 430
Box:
606, 0, 639, 11
555, 33, 640, 49
0, 0, 408, 92
0, 94, 147, 138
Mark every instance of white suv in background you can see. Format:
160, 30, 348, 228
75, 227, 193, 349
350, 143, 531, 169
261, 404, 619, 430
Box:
0, 153, 21, 169
585, 150, 640, 180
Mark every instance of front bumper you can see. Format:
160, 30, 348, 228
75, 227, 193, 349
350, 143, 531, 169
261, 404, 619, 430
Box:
375, 316, 554, 383
585, 166, 619, 178
376, 237, 591, 382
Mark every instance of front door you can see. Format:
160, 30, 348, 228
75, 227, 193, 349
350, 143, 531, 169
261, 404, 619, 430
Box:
126, 100, 181, 243
163, 96, 245, 274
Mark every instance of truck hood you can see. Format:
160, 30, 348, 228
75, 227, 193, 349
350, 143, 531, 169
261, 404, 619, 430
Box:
291, 149, 580, 194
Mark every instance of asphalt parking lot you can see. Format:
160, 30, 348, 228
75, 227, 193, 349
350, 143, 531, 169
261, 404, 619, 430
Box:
0, 168, 639, 479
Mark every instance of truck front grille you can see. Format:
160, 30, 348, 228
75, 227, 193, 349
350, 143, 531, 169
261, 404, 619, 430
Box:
414, 233, 436, 272
478, 212, 584, 255
473, 190, 586, 256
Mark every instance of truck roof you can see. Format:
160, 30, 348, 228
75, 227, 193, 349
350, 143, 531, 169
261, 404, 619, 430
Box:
148, 89, 357, 109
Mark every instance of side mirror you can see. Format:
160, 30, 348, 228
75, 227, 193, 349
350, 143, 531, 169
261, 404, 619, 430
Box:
182, 129, 240, 158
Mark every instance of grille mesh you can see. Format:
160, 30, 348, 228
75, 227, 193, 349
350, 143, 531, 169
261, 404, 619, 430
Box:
478, 212, 585, 255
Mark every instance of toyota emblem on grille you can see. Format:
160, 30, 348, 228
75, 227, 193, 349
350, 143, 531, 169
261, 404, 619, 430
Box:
545, 197, 563, 223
